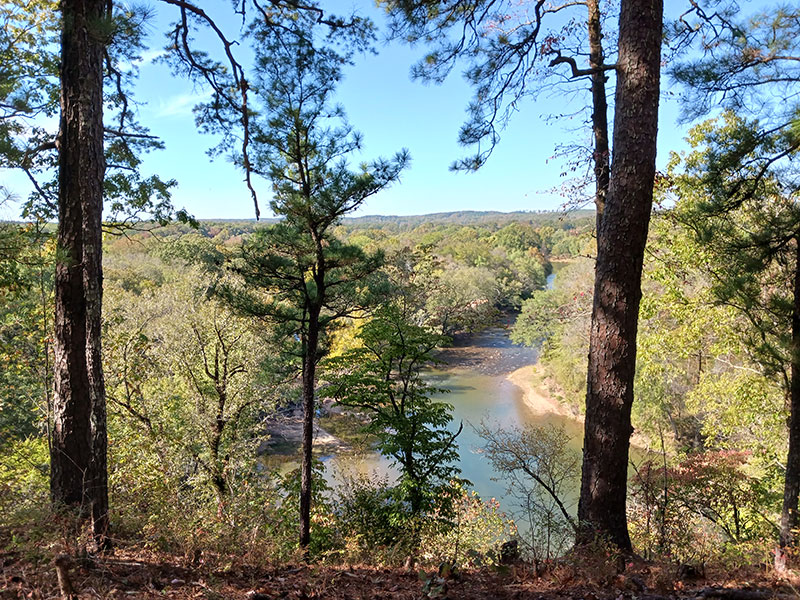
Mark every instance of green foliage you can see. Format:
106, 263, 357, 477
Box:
223, 223, 385, 370
686, 372, 784, 460
379, 244, 498, 336
104, 258, 273, 506
331, 471, 419, 562
0, 436, 49, 523
324, 306, 462, 517
217, 12, 407, 364
109, 420, 310, 564
428, 265, 500, 332
344, 210, 594, 229
0, 221, 52, 448
0, 0, 59, 177
670, 4, 800, 125
511, 290, 564, 348
633, 214, 757, 451
0, 0, 191, 226
492, 222, 542, 253
273, 461, 338, 559
418, 487, 516, 568
511, 258, 593, 407
155, 233, 226, 272
124, 212, 588, 335
659, 114, 798, 452
331, 472, 516, 567
4, 201, 793, 567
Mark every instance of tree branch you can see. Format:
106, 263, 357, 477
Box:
548, 49, 617, 78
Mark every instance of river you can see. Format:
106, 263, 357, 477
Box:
322, 270, 586, 520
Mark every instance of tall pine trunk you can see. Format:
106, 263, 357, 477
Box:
577, 0, 662, 552
51, 0, 110, 547
780, 236, 800, 556
299, 309, 320, 551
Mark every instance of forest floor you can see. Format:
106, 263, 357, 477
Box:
2, 544, 799, 600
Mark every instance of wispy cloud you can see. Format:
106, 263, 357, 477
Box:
139, 49, 166, 65
116, 49, 167, 74
153, 90, 212, 118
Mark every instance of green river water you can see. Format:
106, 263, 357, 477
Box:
321, 273, 588, 521
261, 268, 594, 525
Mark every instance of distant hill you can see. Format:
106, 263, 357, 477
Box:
191, 209, 595, 232
341, 209, 594, 229
98, 209, 595, 243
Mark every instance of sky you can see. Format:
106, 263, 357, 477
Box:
1, 1, 696, 221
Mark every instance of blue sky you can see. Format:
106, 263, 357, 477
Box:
1, 1, 694, 221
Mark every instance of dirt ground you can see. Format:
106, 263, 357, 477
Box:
2, 546, 798, 600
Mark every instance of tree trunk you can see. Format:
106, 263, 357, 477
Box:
211, 403, 227, 516
299, 309, 320, 551
51, 0, 110, 548
587, 0, 610, 231
779, 236, 800, 561
577, 0, 662, 552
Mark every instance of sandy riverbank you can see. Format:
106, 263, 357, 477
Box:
507, 365, 659, 451
506, 364, 582, 421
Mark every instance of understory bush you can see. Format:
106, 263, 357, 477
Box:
3, 432, 784, 573
329, 471, 515, 566
419, 488, 517, 567
0, 430, 513, 568
629, 450, 780, 567
331, 471, 417, 563
0, 436, 49, 521
113, 460, 516, 566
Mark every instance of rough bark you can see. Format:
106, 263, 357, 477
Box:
780, 237, 800, 552
587, 0, 610, 230
299, 307, 320, 551
50, 0, 110, 547
577, 0, 662, 551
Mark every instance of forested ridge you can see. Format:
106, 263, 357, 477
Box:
3, 0, 800, 598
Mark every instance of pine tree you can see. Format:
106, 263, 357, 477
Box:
218, 17, 407, 551
577, 0, 663, 552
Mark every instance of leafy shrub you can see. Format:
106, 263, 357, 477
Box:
0, 436, 48, 517
629, 450, 779, 566
272, 460, 337, 561
419, 487, 516, 567
331, 471, 418, 564
0, 435, 49, 533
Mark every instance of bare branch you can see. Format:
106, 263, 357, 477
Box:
159, 0, 261, 218
103, 127, 159, 140
548, 49, 617, 78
